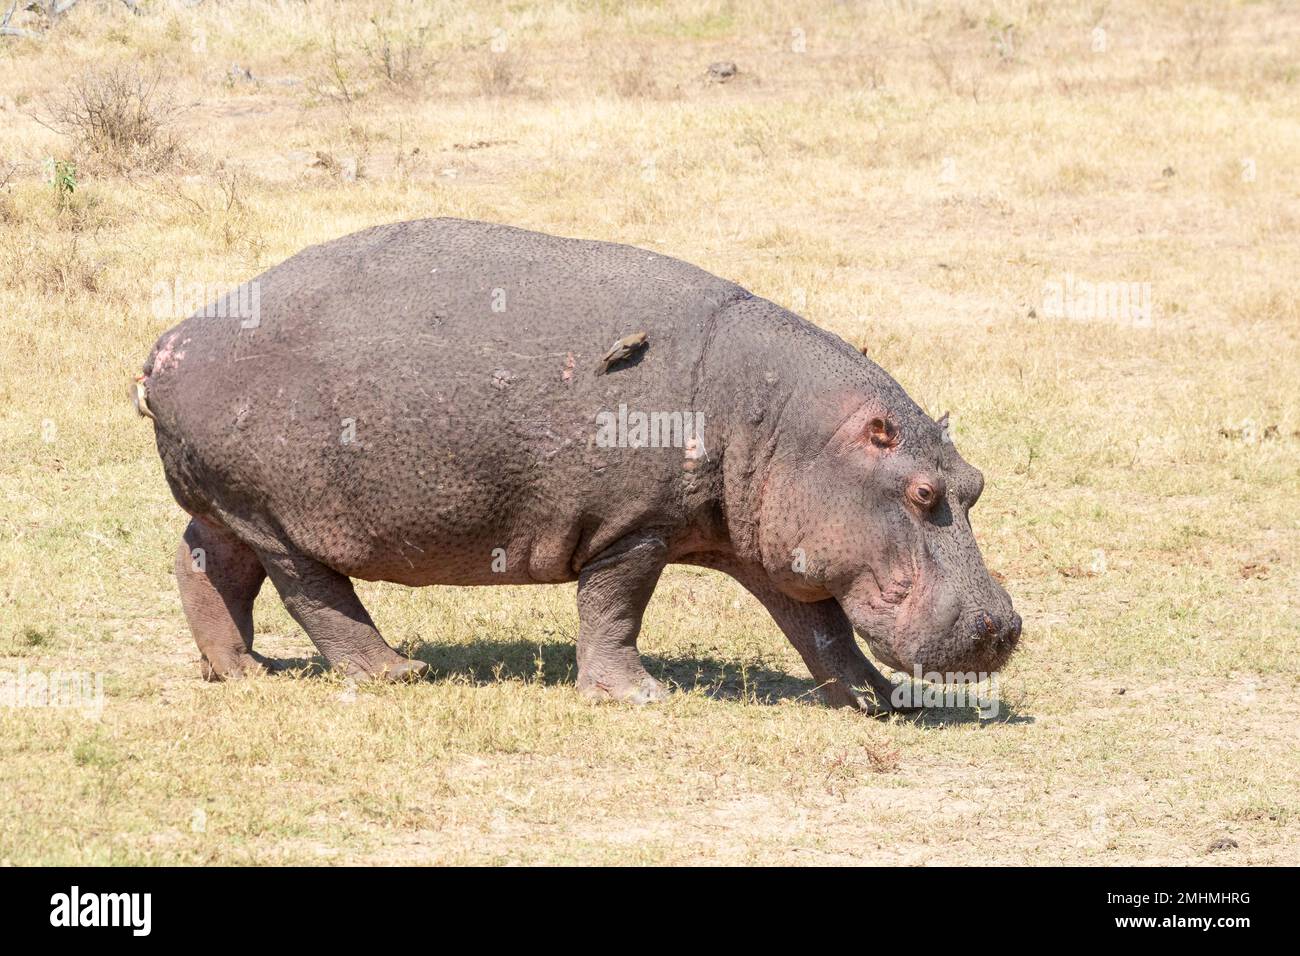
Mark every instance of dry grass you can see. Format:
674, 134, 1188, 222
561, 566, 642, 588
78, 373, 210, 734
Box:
0, 0, 1297, 865
473, 47, 529, 97
37, 66, 185, 174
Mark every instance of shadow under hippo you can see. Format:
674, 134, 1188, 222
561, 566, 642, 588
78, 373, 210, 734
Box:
243, 635, 1030, 724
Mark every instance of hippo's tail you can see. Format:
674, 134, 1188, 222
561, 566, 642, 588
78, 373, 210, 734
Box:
132, 345, 160, 422
131, 373, 156, 421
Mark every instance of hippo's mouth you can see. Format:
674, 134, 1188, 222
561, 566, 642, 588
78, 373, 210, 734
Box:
850, 610, 1020, 677
839, 581, 1020, 677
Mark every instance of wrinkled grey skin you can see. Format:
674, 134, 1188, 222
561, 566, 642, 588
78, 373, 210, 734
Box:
142, 218, 1020, 711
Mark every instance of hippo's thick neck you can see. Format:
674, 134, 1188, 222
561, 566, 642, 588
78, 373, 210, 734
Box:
699, 296, 925, 566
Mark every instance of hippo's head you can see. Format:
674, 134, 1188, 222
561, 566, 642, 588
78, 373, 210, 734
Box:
758, 398, 1020, 677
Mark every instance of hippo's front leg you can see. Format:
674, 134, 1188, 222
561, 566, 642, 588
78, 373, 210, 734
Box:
771, 595, 900, 714
696, 558, 901, 714
575, 533, 669, 705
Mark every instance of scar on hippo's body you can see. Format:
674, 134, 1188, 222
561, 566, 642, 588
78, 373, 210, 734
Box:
153, 333, 182, 373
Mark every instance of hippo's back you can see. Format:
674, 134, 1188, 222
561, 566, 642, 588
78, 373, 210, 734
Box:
149, 217, 745, 371
144, 219, 750, 582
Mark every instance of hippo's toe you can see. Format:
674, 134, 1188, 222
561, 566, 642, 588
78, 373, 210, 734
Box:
624, 675, 669, 705
578, 671, 668, 706
378, 658, 430, 683
200, 651, 272, 682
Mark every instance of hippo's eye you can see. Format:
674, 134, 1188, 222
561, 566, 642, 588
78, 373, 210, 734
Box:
907, 478, 944, 511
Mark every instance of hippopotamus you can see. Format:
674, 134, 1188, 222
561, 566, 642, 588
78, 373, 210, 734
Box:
138, 218, 1020, 712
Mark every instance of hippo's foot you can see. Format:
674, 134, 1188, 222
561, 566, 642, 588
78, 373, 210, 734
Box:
335, 655, 429, 684
577, 668, 668, 706
199, 650, 274, 682
683, 556, 910, 717
822, 679, 915, 717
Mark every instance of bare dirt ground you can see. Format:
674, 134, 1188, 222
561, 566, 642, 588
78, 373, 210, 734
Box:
1, 0, 1297, 864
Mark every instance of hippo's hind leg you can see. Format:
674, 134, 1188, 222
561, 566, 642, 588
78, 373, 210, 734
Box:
255, 547, 428, 682
575, 533, 669, 705
176, 518, 270, 681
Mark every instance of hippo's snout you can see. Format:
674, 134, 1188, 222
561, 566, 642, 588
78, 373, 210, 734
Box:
839, 574, 1022, 679
938, 603, 1020, 675
935, 579, 1022, 674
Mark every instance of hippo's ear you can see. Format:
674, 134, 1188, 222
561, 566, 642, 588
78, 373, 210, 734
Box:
937, 411, 953, 444
865, 416, 899, 449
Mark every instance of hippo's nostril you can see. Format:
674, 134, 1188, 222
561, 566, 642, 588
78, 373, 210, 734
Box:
976, 611, 1020, 649
989, 613, 1022, 652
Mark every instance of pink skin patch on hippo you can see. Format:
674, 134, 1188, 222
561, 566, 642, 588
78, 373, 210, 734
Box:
153, 333, 184, 374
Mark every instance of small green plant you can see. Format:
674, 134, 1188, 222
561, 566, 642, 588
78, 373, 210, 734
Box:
22, 625, 53, 647
73, 734, 119, 770
362, 16, 431, 87
310, 33, 359, 105
47, 158, 77, 206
